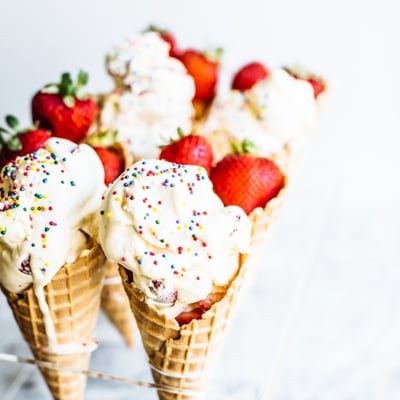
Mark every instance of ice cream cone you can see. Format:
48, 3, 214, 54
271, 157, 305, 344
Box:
98, 140, 136, 347
30, 350, 90, 400
247, 144, 292, 260
193, 99, 213, 125
119, 252, 249, 400
101, 261, 135, 347
1, 243, 106, 400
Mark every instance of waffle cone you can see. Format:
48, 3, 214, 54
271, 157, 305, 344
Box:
2, 243, 106, 400
31, 349, 90, 400
119, 251, 249, 400
101, 261, 135, 347
193, 99, 213, 124
247, 144, 291, 261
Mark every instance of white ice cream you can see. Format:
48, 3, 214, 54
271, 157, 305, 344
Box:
99, 159, 251, 316
203, 68, 318, 160
0, 138, 105, 293
101, 32, 195, 159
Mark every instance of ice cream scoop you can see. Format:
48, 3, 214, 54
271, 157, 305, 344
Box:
0, 137, 106, 294
203, 67, 318, 161
99, 159, 251, 317
101, 32, 196, 160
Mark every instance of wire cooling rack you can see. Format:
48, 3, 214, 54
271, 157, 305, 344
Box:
0, 234, 320, 400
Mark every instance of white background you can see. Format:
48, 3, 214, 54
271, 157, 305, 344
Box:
1, 1, 400, 399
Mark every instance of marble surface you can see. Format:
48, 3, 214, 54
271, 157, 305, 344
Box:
0, 0, 399, 399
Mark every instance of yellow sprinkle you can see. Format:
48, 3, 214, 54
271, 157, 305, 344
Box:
153, 207, 158, 212
186, 248, 191, 252
177, 225, 182, 230
115, 197, 121, 202
44, 262, 49, 266
5, 210, 12, 217
199, 225, 204, 230
106, 211, 112, 218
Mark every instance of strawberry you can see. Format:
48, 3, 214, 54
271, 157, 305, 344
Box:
92, 146, 124, 185
148, 280, 178, 304
146, 25, 180, 57
283, 65, 326, 98
0, 115, 51, 168
31, 70, 98, 144
210, 140, 284, 215
159, 130, 214, 175
177, 48, 221, 102
198, 292, 223, 311
175, 292, 223, 326
231, 61, 269, 91
175, 308, 203, 326
86, 130, 125, 185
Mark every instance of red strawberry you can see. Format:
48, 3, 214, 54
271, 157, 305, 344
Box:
198, 292, 222, 311
32, 70, 98, 144
210, 141, 284, 215
283, 65, 326, 98
177, 48, 221, 102
231, 61, 269, 91
0, 115, 51, 168
92, 146, 124, 185
159, 130, 214, 174
146, 25, 180, 57
175, 308, 203, 326
306, 77, 325, 99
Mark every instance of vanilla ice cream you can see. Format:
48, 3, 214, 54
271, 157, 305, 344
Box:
101, 32, 196, 160
99, 159, 251, 317
0, 138, 106, 294
203, 68, 318, 160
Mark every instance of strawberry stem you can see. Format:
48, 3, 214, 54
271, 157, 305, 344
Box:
86, 129, 119, 147
205, 47, 224, 63
176, 127, 185, 139
146, 24, 169, 35
41, 69, 90, 108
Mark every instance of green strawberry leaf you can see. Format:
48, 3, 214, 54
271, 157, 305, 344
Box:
86, 130, 119, 147
5, 115, 19, 130
41, 84, 59, 94
75, 87, 86, 100
40, 70, 91, 106
205, 47, 224, 63
77, 70, 88, 87
230, 138, 257, 155
241, 138, 257, 154
61, 72, 73, 88
63, 95, 75, 108
7, 136, 22, 151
